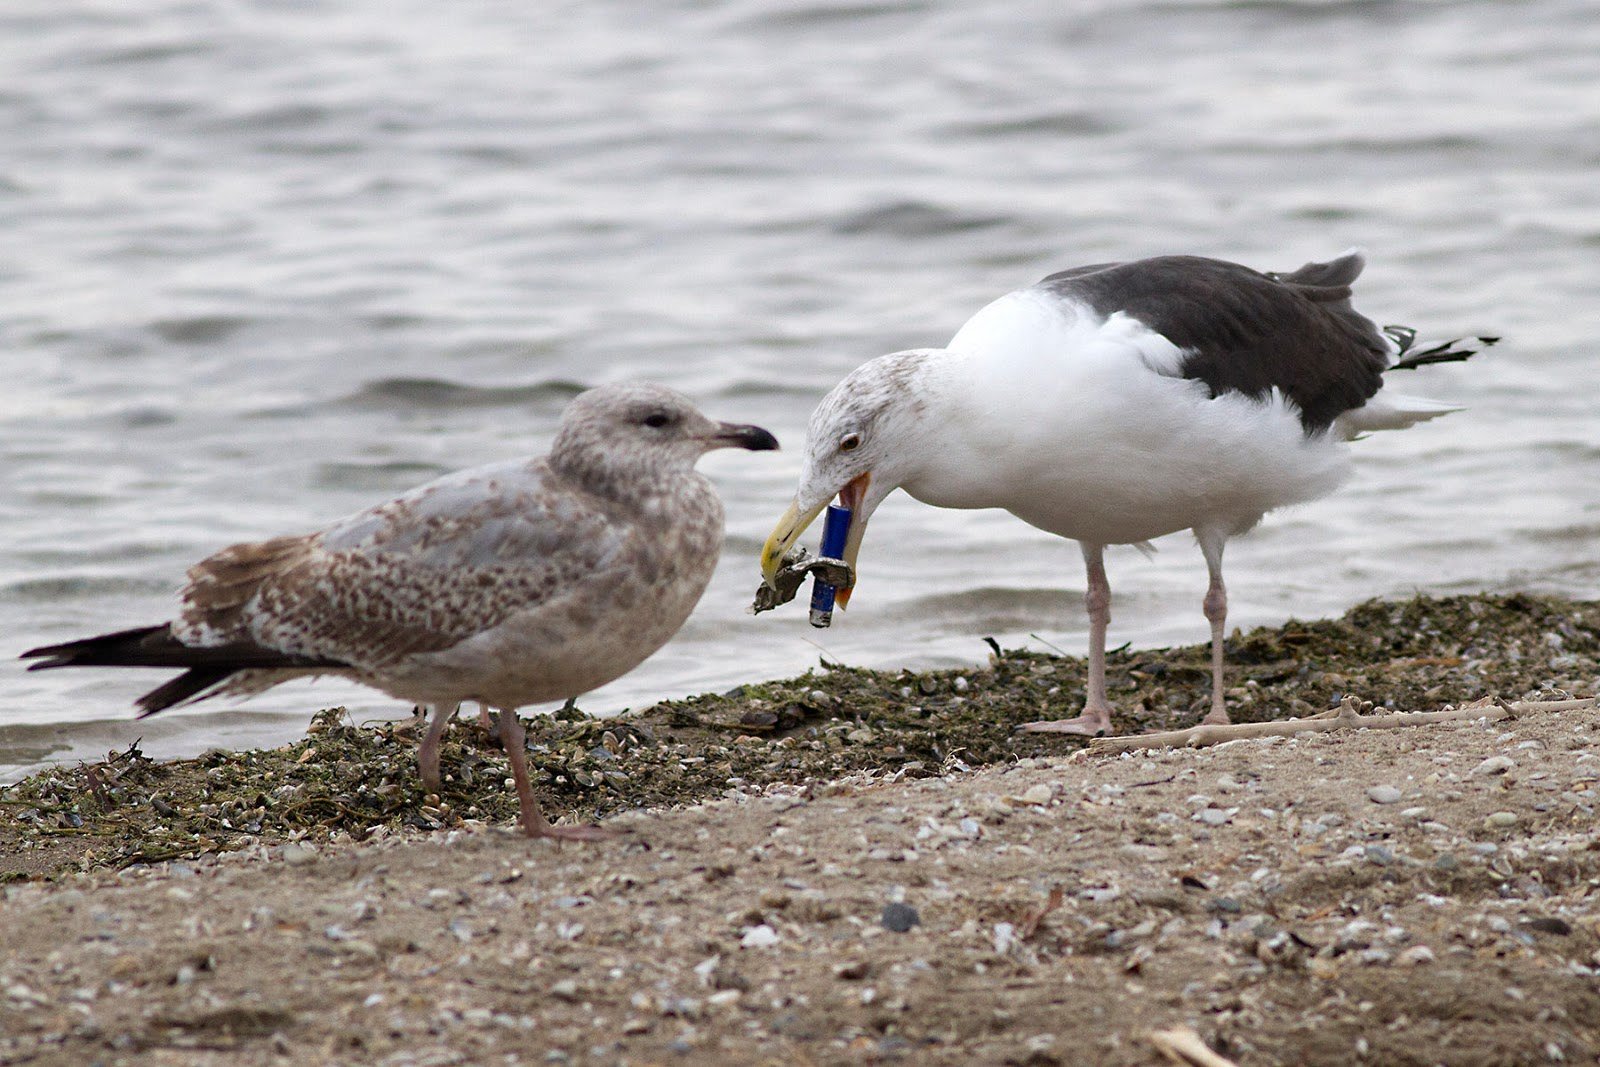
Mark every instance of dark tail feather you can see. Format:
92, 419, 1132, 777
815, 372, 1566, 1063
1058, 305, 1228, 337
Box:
23, 623, 349, 716
23, 624, 186, 670
136, 667, 239, 716
1383, 326, 1499, 371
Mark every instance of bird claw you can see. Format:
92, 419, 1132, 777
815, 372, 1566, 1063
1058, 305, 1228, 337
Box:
752, 548, 854, 614
1016, 716, 1113, 736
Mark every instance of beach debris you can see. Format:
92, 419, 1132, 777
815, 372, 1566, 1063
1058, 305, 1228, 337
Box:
751, 546, 854, 615
1089, 696, 1596, 755
1472, 755, 1517, 777
1016, 886, 1066, 942
1148, 1026, 1239, 1067
739, 924, 779, 948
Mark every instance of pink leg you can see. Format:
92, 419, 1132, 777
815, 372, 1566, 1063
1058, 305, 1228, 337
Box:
1199, 531, 1231, 726
417, 703, 452, 796
497, 710, 614, 842
1019, 543, 1115, 736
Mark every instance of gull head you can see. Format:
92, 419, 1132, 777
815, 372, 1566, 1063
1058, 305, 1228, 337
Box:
553, 382, 778, 491
761, 350, 940, 608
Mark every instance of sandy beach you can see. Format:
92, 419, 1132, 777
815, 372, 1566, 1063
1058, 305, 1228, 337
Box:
3, 592, 1599, 1065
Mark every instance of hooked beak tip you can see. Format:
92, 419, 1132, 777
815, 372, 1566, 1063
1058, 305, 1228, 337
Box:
716, 423, 780, 452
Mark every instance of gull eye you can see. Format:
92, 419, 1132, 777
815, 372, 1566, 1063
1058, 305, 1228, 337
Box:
839, 432, 862, 452
642, 411, 673, 429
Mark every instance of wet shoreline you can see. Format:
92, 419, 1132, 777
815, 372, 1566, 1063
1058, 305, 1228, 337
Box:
4, 592, 1594, 883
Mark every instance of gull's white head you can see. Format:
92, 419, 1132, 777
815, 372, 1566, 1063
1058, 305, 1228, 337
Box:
760, 349, 941, 607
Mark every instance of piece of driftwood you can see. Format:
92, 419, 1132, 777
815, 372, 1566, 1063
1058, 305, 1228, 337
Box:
1089, 695, 1597, 756
1148, 1026, 1239, 1067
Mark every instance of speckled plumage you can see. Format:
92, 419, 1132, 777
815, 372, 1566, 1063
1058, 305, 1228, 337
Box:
25, 381, 779, 839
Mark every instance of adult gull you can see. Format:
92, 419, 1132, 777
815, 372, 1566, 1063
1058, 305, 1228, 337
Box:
26, 382, 779, 839
759, 252, 1491, 735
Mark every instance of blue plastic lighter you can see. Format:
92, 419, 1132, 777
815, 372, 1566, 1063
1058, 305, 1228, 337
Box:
808, 504, 853, 628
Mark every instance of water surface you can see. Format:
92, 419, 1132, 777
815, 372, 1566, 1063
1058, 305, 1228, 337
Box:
3, 0, 1598, 779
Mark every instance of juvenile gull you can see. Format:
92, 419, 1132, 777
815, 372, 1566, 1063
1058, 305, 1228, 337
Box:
760, 251, 1492, 735
25, 382, 778, 840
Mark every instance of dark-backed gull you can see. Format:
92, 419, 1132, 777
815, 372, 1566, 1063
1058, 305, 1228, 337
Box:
26, 382, 778, 839
760, 252, 1491, 735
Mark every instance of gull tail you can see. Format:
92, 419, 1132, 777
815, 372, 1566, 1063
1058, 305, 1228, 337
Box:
1335, 328, 1498, 438
1382, 326, 1498, 371
22, 624, 346, 716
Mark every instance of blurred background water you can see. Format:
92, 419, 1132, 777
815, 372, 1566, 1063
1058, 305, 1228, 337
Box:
3, 0, 1597, 781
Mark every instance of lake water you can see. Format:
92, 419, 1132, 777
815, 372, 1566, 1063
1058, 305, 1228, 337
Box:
3, 0, 1598, 781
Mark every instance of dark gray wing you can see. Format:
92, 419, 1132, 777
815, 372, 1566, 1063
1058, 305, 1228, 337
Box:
1039, 253, 1389, 433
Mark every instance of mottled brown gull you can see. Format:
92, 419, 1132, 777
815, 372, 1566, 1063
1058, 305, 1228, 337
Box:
24, 382, 778, 841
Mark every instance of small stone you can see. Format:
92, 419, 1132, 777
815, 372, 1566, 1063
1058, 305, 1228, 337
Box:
833, 961, 871, 980
1367, 786, 1403, 805
1472, 756, 1516, 778
1307, 956, 1339, 979
881, 903, 921, 933
1195, 808, 1232, 826
1523, 917, 1572, 936
1483, 811, 1519, 830
550, 979, 580, 1001
1400, 806, 1429, 821
1396, 945, 1435, 966
1010, 784, 1055, 806
280, 843, 316, 866
740, 924, 779, 948
1365, 845, 1395, 866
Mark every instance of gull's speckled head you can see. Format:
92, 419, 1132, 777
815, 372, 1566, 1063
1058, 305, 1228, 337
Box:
760, 349, 940, 607
554, 382, 778, 494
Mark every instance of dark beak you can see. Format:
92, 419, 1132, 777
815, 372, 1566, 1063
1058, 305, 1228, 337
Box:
712, 422, 780, 452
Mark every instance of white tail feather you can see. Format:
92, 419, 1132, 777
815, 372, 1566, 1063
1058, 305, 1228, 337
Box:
1337, 393, 1461, 438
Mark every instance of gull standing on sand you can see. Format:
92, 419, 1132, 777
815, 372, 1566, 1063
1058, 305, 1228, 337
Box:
761, 252, 1491, 735
25, 382, 779, 840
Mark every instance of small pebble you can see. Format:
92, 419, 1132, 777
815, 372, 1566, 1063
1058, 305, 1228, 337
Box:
740, 924, 779, 948
280, 843, 317, 866
881, 903, 921, 933
1396, 945, 1435, 966
1367, 786, 1403, 805
1483, 811, 1519, 830
1011, 784, 1055, 806
1195, 808, 1232, 826
1472, 756, 1516, 778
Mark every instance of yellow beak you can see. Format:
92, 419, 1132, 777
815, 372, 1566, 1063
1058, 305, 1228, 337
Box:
760, 497, 828, 585
761, 472, 872, 608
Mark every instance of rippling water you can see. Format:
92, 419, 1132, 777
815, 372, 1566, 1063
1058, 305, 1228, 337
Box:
3, 0, 1598, 780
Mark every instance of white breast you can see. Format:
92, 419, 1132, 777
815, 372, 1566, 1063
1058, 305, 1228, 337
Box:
907, 289, 1353, 545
